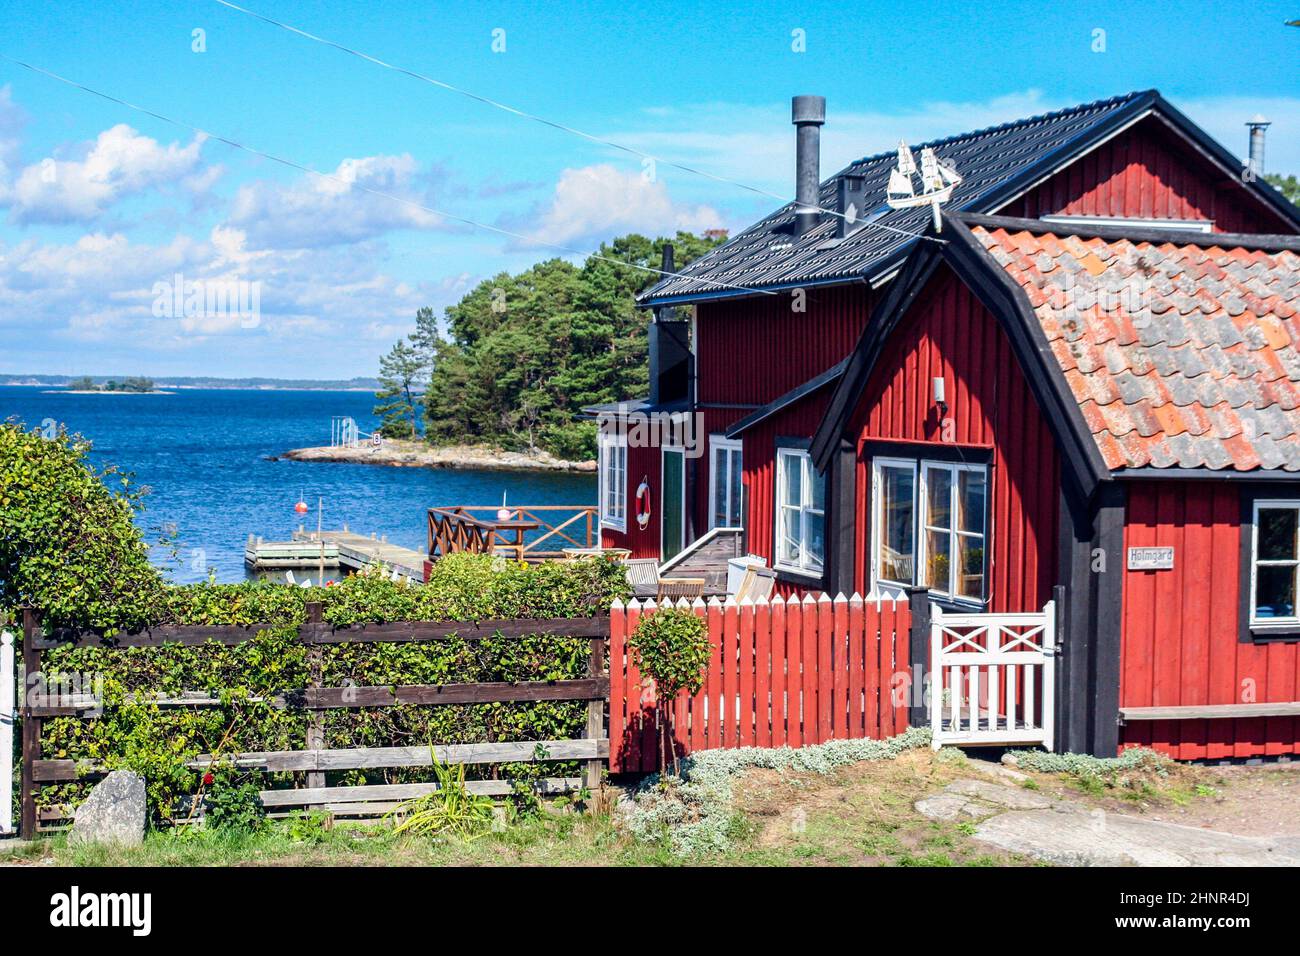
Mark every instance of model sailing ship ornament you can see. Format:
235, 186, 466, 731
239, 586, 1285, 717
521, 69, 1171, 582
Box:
885, 141, 962, 231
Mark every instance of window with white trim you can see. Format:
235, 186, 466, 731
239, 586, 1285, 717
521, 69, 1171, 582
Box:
598, 434, 627, 530
870, 457, 988, 603
1250, 500, 1300, 625
709, 436, 743, 529
775, 447, 824, 575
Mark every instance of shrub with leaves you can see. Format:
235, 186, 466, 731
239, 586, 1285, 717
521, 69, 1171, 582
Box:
627, 608, 711, 774
0, 422, 163, 629
2, 422, 631, 827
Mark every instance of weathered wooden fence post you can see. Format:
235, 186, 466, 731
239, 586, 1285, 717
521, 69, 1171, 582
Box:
586, 633, 606, 793
304, 602, 325, 789
0, 626, 14, 835
20, 608, 40, 840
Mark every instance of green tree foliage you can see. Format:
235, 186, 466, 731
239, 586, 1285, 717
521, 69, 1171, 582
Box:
0, 422, 163, 629
372, 338, 425, 438
627, 608, 712, 773
418, 230, 723, 460
1265, 173, 1300, 206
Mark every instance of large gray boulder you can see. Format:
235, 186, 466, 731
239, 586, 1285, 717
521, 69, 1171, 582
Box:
70, 770, 146, 847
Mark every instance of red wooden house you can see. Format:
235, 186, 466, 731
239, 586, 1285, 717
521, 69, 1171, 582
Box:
593, 90, 1300, 757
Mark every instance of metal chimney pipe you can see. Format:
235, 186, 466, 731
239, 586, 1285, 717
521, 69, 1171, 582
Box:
1247, 114, 1270, 178
792, 95, 826, 235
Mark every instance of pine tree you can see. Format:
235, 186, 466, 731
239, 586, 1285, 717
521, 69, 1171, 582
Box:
373, 338, 424, 439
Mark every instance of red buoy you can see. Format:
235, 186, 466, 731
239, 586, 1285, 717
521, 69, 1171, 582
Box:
294, 499, 309, 514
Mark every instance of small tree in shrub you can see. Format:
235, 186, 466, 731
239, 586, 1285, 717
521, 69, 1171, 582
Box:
627, 609, 712, 775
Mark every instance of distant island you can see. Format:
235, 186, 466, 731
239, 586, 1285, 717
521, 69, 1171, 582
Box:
5, 374, 383, 391
63, 376, 162, 394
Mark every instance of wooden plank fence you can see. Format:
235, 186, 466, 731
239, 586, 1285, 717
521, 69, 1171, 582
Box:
609, 593, 913, 773
17, 605, 608, 836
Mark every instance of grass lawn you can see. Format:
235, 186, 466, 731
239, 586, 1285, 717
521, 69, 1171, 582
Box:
3, 747, 1292, 867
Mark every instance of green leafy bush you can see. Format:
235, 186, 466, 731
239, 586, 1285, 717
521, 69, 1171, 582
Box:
202, 767, 267, 832
2, 421, 629, 827
627, 608, 711, 773
0, 422, 163, 629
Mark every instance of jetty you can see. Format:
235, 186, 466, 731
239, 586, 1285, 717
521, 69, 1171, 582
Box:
245, 527, 426, 581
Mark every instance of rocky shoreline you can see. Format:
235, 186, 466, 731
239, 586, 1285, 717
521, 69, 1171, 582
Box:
281, 439, 596, 473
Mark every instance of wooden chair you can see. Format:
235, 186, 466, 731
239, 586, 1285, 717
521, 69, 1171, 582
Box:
656, 577, 706, 603
735, 566, 777, 602
623, 558, 661, 599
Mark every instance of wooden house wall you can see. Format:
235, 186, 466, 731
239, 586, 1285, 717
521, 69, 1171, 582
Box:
1000, 115, 1292, 234
1120, 481, 1300, 760
848, 269, 1061, 613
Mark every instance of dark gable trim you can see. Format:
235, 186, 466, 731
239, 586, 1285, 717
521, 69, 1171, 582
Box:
1115, 467, 1300, 482
1143, 94, 1300, 233
810, 243, 943, 469
1237, 484, 1300, 645
726, 357, 849, 439
939, 216, 1110, 499
955, 212, 1300, 255
813, 214, 1109, 503
975, 90, 1159, 214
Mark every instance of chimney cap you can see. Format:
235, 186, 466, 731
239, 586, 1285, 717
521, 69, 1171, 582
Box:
1247, 114, 1271, 128
792, 95, 826, 126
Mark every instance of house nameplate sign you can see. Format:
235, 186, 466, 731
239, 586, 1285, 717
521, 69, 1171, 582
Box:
1127, 546, 1174, 571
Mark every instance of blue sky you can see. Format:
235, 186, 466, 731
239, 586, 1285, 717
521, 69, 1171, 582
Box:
0, 0, 1297, 378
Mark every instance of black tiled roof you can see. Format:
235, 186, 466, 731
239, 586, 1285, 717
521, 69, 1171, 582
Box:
640, 91, 1158, 304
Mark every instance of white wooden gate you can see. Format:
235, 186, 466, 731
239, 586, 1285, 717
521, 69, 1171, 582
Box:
930, 602, 1055, 750
0, 629, 14, 835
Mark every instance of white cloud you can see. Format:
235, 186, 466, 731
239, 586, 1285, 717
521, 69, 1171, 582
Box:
517, 163, 723, 248
227, 154, 447, 249
0, 227, 435, 354
5, 124, 206, 224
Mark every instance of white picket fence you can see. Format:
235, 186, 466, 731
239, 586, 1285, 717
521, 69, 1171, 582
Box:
930, 602, 1055, 751
0, 629, 14, 835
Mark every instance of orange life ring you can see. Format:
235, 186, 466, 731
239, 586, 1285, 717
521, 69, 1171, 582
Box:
635, 479, 652, 529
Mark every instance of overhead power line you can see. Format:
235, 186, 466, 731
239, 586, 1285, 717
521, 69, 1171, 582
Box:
0, 54, 781, 296
211, 0, 944, 246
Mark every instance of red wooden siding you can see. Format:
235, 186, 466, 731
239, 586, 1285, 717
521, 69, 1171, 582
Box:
695, 285, 874, 406
609, 593, 911, 772
850, 269, 1061, 613
600, 439, 661, 558
1001, 116, 1292, 234
740, 391, 832, 597
693, 286, 874, 542
1120, 482, 1300, 760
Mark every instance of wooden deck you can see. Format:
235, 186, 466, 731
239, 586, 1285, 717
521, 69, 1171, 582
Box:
245, 529, 426, 580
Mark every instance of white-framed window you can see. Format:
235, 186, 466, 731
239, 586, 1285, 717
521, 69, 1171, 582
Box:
709, 436, 743, 529
1250, 500, 1300, 626
598, 433, 627, 531
869, 457, 988, 604
775, 447, 825, 575
871, 458, 917, 589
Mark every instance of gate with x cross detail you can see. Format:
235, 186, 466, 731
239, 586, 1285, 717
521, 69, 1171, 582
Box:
929, 602, 1055, 750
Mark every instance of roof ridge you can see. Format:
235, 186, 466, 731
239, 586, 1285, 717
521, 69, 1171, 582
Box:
844, 90, 1153, 168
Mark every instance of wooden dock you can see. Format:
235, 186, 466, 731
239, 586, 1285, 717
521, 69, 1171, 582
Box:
245, 528, 426, 581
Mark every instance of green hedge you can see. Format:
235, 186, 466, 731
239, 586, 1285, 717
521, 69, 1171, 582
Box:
38, 556, 628, 822
3, 422, 625, 823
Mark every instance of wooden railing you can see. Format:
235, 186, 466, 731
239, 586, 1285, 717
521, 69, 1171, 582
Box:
17, 606, 608, 836
428, 505, 598, 562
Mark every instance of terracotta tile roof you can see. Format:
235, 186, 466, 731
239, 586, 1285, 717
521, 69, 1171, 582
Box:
970, 223, 1300, 471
